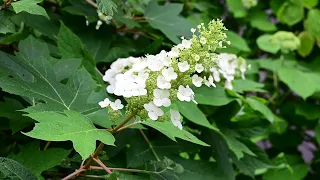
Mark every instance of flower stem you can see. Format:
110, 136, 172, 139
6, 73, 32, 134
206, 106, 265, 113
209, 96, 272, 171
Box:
43, 141, 51, 151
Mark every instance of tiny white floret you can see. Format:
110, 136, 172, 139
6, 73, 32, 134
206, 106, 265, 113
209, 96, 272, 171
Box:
178, 61, 190, 72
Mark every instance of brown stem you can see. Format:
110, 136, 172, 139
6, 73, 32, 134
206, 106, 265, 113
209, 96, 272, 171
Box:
85, 0, 97, 8
2, 0, 14, 9
83, 113, 136, 169
116, 122, 138, 132
90, 166, 147, 173
112, 113, 136, 133
61, 169, 86, 180
93, 158, 112, 174
43, 141, 51, 151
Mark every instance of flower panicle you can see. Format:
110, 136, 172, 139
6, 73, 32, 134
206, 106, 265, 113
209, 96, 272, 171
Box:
99, 19, 248, 129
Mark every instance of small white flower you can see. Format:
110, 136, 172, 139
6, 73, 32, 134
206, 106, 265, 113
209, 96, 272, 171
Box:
98, 98, 111, 108
204, 76, 216, 87
218, 41, 223, 48
153, 89, 171, 107
181, 39, 192, 49
110, 99, 124, 110
144, 102, 164, 120
162, 67, 177, 81
106, 85, 115, 94
168, 46, 179, 58
177, 85, 195, 102
95, 20, 103, 30
170, 109, 182, 130
210, 67, 221, 82
146, 55, 164, 72
86, 20, 89, 26
197, 25, 201, 29
191, 28, 196, 33
195, 64, 204, 73
178, 61, 190, 72
192, 75, 203, 87
157, 75, 171, 89
200, 37, 207, 44
227, 41, 231, 45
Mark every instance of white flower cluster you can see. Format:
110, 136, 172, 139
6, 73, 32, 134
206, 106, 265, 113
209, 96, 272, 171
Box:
99, 20, 247, 130
210, 53, 247, 90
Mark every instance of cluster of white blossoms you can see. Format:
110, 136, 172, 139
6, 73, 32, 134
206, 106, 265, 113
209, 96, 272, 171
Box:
99, 20, 247, 130
86, 10, 113, 30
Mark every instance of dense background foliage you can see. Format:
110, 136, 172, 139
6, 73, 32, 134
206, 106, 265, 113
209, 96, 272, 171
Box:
1, 0, 320, 179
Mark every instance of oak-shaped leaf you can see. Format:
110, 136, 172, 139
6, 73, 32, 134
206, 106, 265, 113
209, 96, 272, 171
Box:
0, 36, 102, 116
24, 110, 115, 159
10, 141, 71, 179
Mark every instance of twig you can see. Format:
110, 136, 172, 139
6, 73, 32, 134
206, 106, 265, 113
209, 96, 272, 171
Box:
116, 122, 138, 132
85, 0, 97, 8
43, 141, 51, 151
90, 166, 147, 173
93, 158, 112, 174
83, 113, 136, 169
139, 129, 160, 161
1, 0, 14, 9
61, 169, 86, 180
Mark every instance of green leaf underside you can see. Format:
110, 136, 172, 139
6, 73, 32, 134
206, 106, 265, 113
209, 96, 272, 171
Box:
96, 0, 118, 16
24, 110, 115, 159
142, 120, 209, 147
0, 157, 37, 180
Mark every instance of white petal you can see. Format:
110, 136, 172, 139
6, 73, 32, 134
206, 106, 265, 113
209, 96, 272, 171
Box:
148, 112, 158, 120
153, 98, 163, 107
162, 98, 171, 107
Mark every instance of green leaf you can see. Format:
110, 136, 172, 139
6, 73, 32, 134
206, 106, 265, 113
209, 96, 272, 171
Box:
142, 120, 209, 147
232, 79, 266, 93
303, 0, 318, 8
145, 0, 195, 44
278, 66, 317, 99
263, 163, 308, 180
193, 86, 236, 106
305, 9, 320, 40
232, 141, 272, 177
295, 103, 320, 120
96, 0, 117, 16
10, 142, 71, 179
276, 0, 304, 26
0, 36, 101, 115
0, 98, 34, 133
0, 11, 16, 34
202, 130, 235, 180
222, 130, 255, 159
257, 35, 280, 53
11, 0, 49, 19
0, 157, 37, 180
225, 31, 251, 52
249, 11, 277, 32
246, 97, 275, 123
24, 110, 115, 159
297, 31, 315, 57
226, 0, 246, 18
58, 22, 100, 82
175, 101, 219, 131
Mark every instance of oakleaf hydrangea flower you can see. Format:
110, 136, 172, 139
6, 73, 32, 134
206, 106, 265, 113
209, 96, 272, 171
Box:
170, 109, 182, 130
100, 19, 247, 129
